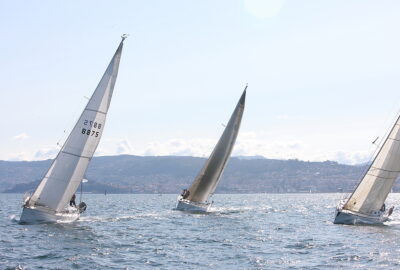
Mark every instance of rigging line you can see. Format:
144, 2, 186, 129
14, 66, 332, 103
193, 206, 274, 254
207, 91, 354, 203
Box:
346, 109, 400, 199
56, 95, 89, 148
354, 107, 400, 182
80, 180, 83, 203
32, 97, 93, 202
345, 110, 400, 205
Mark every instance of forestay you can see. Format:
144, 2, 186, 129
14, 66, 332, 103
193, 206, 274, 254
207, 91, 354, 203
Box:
344, 115, 400, 214
28, 39, 124, 212
186, 88, 246, 203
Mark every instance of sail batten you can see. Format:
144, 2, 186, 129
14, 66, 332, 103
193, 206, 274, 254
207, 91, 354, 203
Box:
29, 39, 125, 212
186, 89, 246, 203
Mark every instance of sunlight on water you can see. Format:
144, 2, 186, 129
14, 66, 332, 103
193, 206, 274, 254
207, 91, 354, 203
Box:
1, 193, 400, 269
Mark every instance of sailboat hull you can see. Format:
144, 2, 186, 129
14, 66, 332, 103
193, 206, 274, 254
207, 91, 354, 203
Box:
176, 198, 211, 213
333, 209, 388, 225
19, 206, 80, 224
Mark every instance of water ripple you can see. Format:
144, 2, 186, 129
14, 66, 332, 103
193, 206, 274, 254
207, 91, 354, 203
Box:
1, 193, 400, 269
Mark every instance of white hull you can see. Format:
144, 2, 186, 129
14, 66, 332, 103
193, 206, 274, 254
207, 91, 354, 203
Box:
333, 209, 388, 225
20, 206, 80, 224
176, 198, 211, 213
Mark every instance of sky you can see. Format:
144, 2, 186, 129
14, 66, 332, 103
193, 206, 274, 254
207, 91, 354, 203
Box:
1, 0, 400, 164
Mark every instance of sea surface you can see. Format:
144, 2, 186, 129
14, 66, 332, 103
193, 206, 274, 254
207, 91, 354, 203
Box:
1, 193, 400, 269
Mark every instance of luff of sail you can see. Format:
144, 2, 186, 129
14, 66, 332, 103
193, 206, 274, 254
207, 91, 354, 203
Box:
343, 114, 400, 215
28, 38, 125, 212
186, 88, 246, 203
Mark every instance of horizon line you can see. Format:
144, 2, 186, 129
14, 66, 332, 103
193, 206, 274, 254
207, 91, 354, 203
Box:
0, 154, 368, 166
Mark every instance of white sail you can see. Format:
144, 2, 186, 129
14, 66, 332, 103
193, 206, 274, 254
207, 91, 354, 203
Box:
186, 88, 246, 203
344, 115, 400, 215
28, 39, 125, 212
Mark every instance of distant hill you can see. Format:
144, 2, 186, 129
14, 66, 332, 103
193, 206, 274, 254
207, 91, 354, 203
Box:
1, 155, 398, 194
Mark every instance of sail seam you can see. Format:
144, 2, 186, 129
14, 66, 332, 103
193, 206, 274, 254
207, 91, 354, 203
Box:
370, 166, 400, 173
61, 151, 91, 159
366, 173, 397, 180
388, 137, 400, 142
85, 108, 107, 115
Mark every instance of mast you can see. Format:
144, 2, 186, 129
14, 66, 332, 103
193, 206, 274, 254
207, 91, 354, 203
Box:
343, 112, 400, 214
28, 36, 126, 211
186, 86, 247, 203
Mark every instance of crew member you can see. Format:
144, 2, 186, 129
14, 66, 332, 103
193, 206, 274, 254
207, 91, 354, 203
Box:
70, 194, 76, 207
181, 189, 190, 199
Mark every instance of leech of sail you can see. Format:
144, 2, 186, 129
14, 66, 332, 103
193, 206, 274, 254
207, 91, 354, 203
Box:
343, 112, 400, 214
186, 87, 246, 203
27, 38, 125, 212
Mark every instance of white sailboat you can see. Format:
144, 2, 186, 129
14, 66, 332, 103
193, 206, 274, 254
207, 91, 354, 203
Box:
334, 113, 400, 225
176, 87, 246, 212
20, 36, 126, 224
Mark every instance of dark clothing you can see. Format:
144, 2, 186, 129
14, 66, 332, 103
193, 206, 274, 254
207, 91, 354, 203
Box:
388, 206, 394, 216
70, 194, 76, 207
181, 189, 190, 199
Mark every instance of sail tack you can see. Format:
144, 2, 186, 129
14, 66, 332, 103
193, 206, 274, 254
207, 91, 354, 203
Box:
344, 116, 400, 214
29, 40, 124, 212
186, 88, 246, 203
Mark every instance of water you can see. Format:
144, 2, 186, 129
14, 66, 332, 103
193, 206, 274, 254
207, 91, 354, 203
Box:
1, 193, 400, 269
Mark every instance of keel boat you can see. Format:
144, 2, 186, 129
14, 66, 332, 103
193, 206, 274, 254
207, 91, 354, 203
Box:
20, 36, 126, 224
176, 87, 246, 212
334, 112, 399, 225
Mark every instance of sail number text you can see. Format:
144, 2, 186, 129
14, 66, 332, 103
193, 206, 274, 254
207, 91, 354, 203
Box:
81, 120, 102, 137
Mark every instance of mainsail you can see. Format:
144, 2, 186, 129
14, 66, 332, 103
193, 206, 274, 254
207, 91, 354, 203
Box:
28, 38, 125, 212
344, 114, 400, 214
186, 88, 246, 203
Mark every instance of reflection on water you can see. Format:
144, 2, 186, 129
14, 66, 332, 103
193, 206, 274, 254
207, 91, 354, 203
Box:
1, 193, 400, 269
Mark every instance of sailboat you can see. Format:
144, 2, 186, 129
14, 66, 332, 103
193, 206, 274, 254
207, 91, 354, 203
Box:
334, 113, 400, 225
19, 36, 126, 224
176, 86, 246, 212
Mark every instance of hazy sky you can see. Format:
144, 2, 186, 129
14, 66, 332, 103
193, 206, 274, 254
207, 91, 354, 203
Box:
1, 0, 400, 164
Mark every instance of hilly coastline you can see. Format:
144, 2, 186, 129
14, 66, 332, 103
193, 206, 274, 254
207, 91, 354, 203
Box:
2, 155, 397, 194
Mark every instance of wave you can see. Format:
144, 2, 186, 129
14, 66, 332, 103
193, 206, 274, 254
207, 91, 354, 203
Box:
78, 212, 166, 223
9, 214, 20, 223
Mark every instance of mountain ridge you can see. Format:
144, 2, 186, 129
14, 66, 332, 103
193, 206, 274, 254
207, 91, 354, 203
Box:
1, 155, 396, 194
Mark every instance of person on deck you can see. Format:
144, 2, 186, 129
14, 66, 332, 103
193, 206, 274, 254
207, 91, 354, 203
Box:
181, 189, 190, 199
388, 206, 394, 216
70, 194, 76, 207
